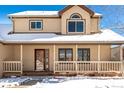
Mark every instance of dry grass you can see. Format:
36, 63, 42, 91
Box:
54, 72, 122, 77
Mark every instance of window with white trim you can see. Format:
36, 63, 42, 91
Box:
30, 21, 43, 30
68, 13, 84, 32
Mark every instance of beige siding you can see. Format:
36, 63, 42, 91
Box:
91, 18, 99, 33
61, 6, 99, 35
14, 45, 20, 61
12, 5, 100, 35
0, 44, 14, 61
100, 45, 111, 61
0, 43, 15, 77
13, 18, 61, 33
13, 18, 29, 32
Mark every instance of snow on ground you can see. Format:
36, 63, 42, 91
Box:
0, 77, 30, 88
27, 76, 124, 88
0, 76, 124, 88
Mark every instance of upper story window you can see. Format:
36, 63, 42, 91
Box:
70, 13, 82, 19
68, 13, 84, 33
30, 20, 43, 30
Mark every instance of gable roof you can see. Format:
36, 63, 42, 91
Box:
8, 5, 102, 18
59, 5, 94, 16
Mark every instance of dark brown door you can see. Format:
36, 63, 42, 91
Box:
35, 49, 49, 71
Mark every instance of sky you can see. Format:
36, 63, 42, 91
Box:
0, 5, 124, 35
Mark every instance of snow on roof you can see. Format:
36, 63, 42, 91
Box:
8, 11, 59, 17
93, 13, 102, 17
0, 24, 124, 44
8, 11, 102, 18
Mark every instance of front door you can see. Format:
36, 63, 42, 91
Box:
35, 49, 49, 71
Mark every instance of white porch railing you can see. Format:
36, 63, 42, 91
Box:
54, 61, 123, 73
3, 61, 22, 73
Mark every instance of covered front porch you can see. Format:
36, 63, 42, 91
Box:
1, 43, 124, 76
54, 44, 124, 75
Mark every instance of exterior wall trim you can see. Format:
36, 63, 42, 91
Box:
2, 41, 124, 45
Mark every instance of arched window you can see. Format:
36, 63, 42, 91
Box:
68, 13, 84, 32
70, 13, 82, 19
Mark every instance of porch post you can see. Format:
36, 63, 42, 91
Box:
20, 45, 23, 74
120, 44, 123, 76
75, 44, 78, 61
53, 44, 56, 73
98, 44, 101, 73
120, 44, 123, 61
75, 44, 78, 73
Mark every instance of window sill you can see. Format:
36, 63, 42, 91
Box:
30, 29, 43, 31
67, 32, 85, 35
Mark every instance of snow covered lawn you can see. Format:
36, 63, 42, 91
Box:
0, 76, 124, 88
28, 76, 124, 88
0, 77, 30, 88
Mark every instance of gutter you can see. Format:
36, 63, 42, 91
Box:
2, 40, 124, 45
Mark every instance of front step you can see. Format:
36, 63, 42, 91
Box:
23, 71, 54, 76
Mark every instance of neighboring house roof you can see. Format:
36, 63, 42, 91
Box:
8, 5, 102, 18
0, 24, 124, 44
0, 34, 3, 41
0, 24, 7, 42
0, 36, 3, 42
111, 44, 124, 48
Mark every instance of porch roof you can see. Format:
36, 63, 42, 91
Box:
0, 24, 124, 44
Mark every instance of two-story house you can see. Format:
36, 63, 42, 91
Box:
0, 5, 124, 77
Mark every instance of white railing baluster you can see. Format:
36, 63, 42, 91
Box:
54, 61, 122, 73
3, 61, 22, 72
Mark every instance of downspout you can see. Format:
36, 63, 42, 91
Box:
8, 16, 14, 33
98, 15, 101, 32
